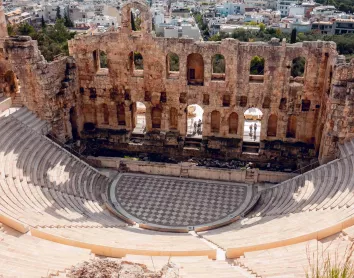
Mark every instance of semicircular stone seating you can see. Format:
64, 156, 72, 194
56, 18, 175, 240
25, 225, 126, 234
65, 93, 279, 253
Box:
2, 106, 354, 277
200, 139, 354, 258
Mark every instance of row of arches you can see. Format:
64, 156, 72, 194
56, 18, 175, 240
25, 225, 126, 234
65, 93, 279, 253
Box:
93, 50, 306, 82
82, 103, 298, 140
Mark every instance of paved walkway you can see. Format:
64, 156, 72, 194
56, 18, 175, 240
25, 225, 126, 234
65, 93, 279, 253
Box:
110, 174, 253, 230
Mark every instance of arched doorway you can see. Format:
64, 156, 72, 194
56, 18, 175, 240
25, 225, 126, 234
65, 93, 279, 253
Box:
186, 104, 203, 138
69, 107, 79, 140
132, 101, 146, 134
243, 108, 263, 143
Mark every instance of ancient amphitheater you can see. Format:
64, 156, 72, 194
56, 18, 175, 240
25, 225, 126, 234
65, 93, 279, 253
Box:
1, 0, 354, 277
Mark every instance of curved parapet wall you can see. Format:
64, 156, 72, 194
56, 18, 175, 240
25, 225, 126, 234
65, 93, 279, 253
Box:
108, 173, 259, 232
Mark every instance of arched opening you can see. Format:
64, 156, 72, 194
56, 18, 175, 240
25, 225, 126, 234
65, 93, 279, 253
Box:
211, 54, 225, 81
99, 51, 108, 69
291, 57, 306, 78
131, 8, 142, 31
132, 102, 146, 134
267, 114, 277, 137
223, 95, 231, 107
243, 108, 263, 143
302, 99, 311, 112
187, 104, 203, 138
239, 96, 248, 107
249, 56, 265, 83
93, 50, 99, 72
286, 115, 297, 138
167, 52, 179, 78
187, 53, 204, 86
129, 51, 144, 76
69, 107, 79, 140
211, 110, 221, 133
262, 96, 271, 109
4, 71, 19, 95
117, 103, 126, 126
229, 112, 238, 134
151, 107, 162, 129
102, 103, 109, 124
170, 107, 178, 129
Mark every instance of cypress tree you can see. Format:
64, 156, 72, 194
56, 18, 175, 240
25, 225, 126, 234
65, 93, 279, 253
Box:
291, 28, 297, 44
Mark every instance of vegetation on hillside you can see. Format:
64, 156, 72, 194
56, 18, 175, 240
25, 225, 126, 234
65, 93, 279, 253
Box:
210, 28, 354, 58
316, 0, 354, 14
7, 20, 76, 62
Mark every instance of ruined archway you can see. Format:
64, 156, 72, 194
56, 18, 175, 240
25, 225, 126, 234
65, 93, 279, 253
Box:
132, 101, 146, 134
187, 53, 204, 86
151, 107, 162, 129
286, 115, 297, 138
243, 108, 263, 143
186, 104, 203, 138
70, 107, 79, 140
121, 0, 152, 33
102, 103, 109, 124
167, 52, 179, 78
117, 103, 126, 126
229, 112, 238, 134
170, 107, 178, 129
267, 114, 277, 137
211, 110, 221, 133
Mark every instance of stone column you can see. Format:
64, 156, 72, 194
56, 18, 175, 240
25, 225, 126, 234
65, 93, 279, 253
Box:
0, 0, 7, 38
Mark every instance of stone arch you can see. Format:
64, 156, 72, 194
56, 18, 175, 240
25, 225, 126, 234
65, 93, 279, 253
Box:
187, 104, 203, 138
121, 0, 152, 33
117, 103, 126, 126
243, 108, 263, 143
229, 112, 238, 134
250, 56, 265, 75
211, 54, 225, 81
187, 53, 204, 86
167, 52, 179, 78
102, 103, 109, 124
4, 70, 19, 95
267, 114, 277, 137
151, 107, 162, 129
99, 50, 108, 69
286, 115, 297, 138
170, 107, 178, 129
291, 57, 306, 78
93, 50, 99, 72
211, 110, 221, 133
132, 102, 146, 133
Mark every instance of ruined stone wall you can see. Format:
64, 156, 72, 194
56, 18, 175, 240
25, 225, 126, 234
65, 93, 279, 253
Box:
66, 1, 338, 165
0, 36, 78, 141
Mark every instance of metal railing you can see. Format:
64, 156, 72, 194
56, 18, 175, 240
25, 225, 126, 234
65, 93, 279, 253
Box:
291, 160, 321, 175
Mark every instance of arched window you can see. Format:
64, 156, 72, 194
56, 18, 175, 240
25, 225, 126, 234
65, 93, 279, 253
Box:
99, 51, 108, 69
4, 71, 19, 95
131, 8, 142, 31
291, 57, 306, 78
249, 56, 265, 83
117, 104, 126, 126
167, 52, 179, 78
267, 114, 277, 137
187, 53, 204, 86
302, 99, 311, 112
70, 107, 79, 140
286, 115, 297, 138
262, 96, 271, 109
170, 107, 178, 129
102, 103, 109, 124
152, 107, 162, 129
279, 98, 287, 110
212, 54, 225, 81
93, 50, 99, 71
129, 51, 144, 76
211, 110, 221, 133
229, 112, 238, 134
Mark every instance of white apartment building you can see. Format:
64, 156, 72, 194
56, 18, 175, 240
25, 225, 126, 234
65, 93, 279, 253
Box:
277, 0, 299, 17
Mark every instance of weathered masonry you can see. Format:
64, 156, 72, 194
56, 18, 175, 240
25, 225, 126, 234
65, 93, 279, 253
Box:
0, 0, 353, 167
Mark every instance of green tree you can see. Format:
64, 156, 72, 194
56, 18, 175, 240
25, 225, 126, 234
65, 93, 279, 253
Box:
250, 56, 265, 75
41, 16, 46, 29
291, 28, 297, 44
17, 23, 36, 36
64, 10, 74, 28
56, 7, 62, 20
